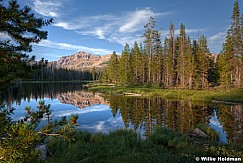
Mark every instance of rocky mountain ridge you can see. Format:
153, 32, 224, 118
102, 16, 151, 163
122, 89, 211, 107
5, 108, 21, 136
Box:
49, 51, 112, 70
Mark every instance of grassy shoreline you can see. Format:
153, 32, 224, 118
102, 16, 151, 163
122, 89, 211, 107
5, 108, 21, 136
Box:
88, 84, 243, 104
44, 127, 243, 162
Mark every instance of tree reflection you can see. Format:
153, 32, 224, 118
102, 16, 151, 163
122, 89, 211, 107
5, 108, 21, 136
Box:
0, 82, 86, 106
107, 95, 243, 146
217, 104, 243, 145
107, 96, 210, 133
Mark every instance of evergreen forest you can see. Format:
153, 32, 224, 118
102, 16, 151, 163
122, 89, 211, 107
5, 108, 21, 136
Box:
101, 1, 243, 89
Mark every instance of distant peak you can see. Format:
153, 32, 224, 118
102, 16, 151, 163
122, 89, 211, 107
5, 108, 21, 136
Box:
50, 51, 112, 70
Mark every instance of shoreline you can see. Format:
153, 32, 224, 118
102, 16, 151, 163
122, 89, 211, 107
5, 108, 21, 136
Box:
88, 84, 243, 104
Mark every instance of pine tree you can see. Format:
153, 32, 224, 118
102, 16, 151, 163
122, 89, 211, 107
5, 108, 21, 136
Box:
199, 35, 211, 89
192, 36, 211, 89
118, 43, 132, 85
100, 67, 109, 83
153, 30, 163, 85
108, 51, 119, 84
220, 0, 243, 87
164, 37, 173, 87
177, 23, 187, 87
140, 43, 148, 84
192, 40, 202, 89
143, 17, 156, 83
218, 32, 234, 87
169, 23, 178, 86
184, 36, 195, 89
0, 0, 52, 90
132, 41, 140, 84
231, 0, 242, 87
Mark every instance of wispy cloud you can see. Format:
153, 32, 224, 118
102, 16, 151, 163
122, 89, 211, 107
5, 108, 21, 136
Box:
119, 9, 168, 33
54, 22, 76, 30
108, 33, 144, 46
32, 0, 64, 17
54, 8, 169, 46
77, 28, 106, 39
37, 40, 114, 55
0, 32, 10, 39
209, 32, 226, 42
208, 31, 226, 53
160, 28, 203, 38
53, 14, 117, 30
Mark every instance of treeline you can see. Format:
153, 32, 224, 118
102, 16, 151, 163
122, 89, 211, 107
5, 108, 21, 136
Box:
101, 1, 243, 89
31, 59, 100, 81
101, 21, 216, 89
32, 67, 97, 81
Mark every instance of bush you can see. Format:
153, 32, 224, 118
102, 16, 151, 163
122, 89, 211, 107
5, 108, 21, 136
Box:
0, 100, 78, 162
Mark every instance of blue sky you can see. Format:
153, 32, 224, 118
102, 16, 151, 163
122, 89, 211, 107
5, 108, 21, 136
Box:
17, 0, 243, 61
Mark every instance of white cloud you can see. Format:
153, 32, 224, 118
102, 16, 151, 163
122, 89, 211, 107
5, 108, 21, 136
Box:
119, 9, 168, 33
37, 40, 113, 55
160, 28, 202, 38
76, 116, 124, 133
208, 31, 226, 53
209, 32, 226, 42
174, 28, 201, 35
54, 22, 76, 30
108, 33, 144, 46
53, 14, 117, 30
96, 29, 105, 39
0, 32, 10, 39
77, 28, 106, 39
32, 0, 63, 17
54, 8, 168, 46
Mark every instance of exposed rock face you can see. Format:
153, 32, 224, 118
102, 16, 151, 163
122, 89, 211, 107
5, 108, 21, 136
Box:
50, 51, 112, 70
57, 91, 109, 109
211, 53, 218, 63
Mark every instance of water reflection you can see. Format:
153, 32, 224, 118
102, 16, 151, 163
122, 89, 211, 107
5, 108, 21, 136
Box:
106, 95, 214, 135
57, 91, 108, 109
1, 83, 242, 146
217, 104, 243, 145
0, 82, 86, 107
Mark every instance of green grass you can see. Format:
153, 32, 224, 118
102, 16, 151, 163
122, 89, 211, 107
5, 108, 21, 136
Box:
88, 84, 243, 103
43, 127, 243, 162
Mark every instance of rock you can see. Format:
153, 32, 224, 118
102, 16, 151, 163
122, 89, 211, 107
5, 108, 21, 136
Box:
187, 132, 198, 138
193, 128, 208, 138
35, 144, 47, 160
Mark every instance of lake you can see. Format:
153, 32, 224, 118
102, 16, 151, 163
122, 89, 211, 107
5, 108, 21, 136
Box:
1, 82, 242, 145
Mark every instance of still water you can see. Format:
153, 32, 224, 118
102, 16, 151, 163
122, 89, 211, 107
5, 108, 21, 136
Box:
1, 82, 242, 145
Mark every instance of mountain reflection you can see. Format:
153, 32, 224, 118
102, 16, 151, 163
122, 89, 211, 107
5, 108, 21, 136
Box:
57, 91, 108, 109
